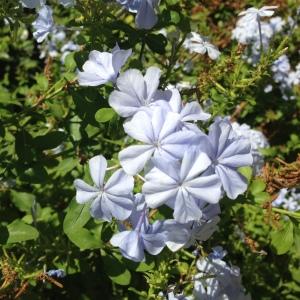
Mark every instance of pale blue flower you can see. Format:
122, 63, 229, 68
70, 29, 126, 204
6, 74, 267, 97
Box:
208, 246, 228, 260
111, 194, 191, 261
119, 107, 198, 175
32, 5, 55, 43
154, 88, 211, 129
143, 149, 222, 223
47, 269, 66, 278
21, 0, 45, 9
183, 32, 221, 60
117, 0, 159, 29
194, 250, 251, 300
110, 195, 166, 262
238, 6, 278, 23
184, 204, 221, 248
109, 66, 171, 118
78, 44, 132, 86
200, 118, 253, 199
74, 155, 134, 221
117, 0, 140, 12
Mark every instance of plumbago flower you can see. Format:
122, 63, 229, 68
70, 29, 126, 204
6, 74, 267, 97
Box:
21, 0, 45, 8
238, 6, 278, 22
78, 45, 132, 86
200, 118, 253, 199
109, 66, 171, 118
194, 247, 251, 300
154, 88, 211, 131
74, 155, 134, 221
117, 0, 159, 29
110, 194, 190, 262
183, 203, 221, 248
59, 0, 75, 7
143, 149, 222, 223
183, 32, 220, 60
32, 5, 55, 43
119, 107, 198, 175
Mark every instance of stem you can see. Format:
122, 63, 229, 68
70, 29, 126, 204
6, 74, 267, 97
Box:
257, 16, 263, 54
106, 165, 119, 171
136, 174, 146, 182
139, 37, 146, 62
272, 207, 300, 220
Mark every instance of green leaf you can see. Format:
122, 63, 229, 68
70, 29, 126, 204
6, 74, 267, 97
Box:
95, 108, 116, 123
63, 200, 102, 249
7, 219, 39, 243
35, 74, 49, 91
102, 252, 131, 285
33, 131, 67, 150
124, 255, 155, 272
66, 227, 102, 250
11, 190, 35, 213
145, 34, 168, 54
270, 220, 294, 255
63, 200, 91, 234
250, 179, 266, 196
238, 166, 252, 183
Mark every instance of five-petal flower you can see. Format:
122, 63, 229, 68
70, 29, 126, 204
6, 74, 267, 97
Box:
183, 32, 221, 60
143, 149, 222, 223
78, 44, 132, 86
74, 155, 134, 221
119, 107, 198, 175
32, 5, 55, 43
109, 66, 171, 118
200, 118, 253, 199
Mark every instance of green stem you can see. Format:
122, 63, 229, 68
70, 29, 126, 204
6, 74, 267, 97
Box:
272, 207, 300, 221
139, 37, 146, 62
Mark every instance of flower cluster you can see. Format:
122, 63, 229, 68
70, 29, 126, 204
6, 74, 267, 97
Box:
273, 188, 300, 211
162, 247, 251, 299
232, 6, 283, 64
271, 55, 300, 100
74, 44, 253, 261
193, 247, 251, 299
21, 0, 80, 62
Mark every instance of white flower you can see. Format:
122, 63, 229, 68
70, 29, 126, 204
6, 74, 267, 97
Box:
59, 0, 75, 7
183, 32, 220, 60
77, 44, 132, 86
194, 250, 251, 300
74, 155, 134, 221
238, 6, 278, 22
109, 66, 171, 118
32, 5, 55, 43
119, 107, 198, 175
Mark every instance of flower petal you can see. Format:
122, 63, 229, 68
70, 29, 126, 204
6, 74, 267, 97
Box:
105, 169, 134, 195
185, 174, 222, 204
74, 179, 99, 204
119, 145, 155, 175
215, 165, 248, 199
110, 230, 144, 262
89, 155, 107, 188
123, 111, 154, 143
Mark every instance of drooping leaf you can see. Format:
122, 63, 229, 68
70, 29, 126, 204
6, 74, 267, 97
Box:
7, 219, 39, 243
